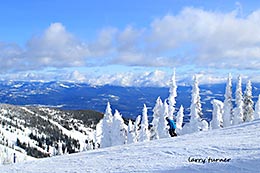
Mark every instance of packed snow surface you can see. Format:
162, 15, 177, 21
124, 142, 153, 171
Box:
1, 120, 260, 173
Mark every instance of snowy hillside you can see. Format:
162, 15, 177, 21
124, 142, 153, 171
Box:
0, 104, 102, 162
0, 144, 35, 164
1, 119, 259, 173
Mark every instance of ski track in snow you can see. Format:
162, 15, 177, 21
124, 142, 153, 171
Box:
1, 120, 260, 173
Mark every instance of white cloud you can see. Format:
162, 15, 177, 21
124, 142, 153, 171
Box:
87, 70, 169, 87
2, 7, 260, 76
100, 7, 260, 70
89, 27, 118, 57
148, 7, 260, 69
26, 23, 89, 68
0, 42, 24, 71
117, 26, 144, 52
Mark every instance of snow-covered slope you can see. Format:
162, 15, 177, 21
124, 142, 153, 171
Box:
0, 144, 35, 164
1, 119, 260, 173
0, 104, 102, 161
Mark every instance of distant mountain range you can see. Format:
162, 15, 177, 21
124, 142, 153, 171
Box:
0, 80, 260, 121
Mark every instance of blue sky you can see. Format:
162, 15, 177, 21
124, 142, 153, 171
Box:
0, 0, 260, 86
0, 0, 256, 44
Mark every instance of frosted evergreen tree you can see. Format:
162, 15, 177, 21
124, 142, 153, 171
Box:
139, 104, 150, 142
176, 105, 184, 130
168, 68, 177, 119
157, 100, 170, 138
201, 120, 209, 131
151, 97, 164, 140
243, 80, 254, 122
100, 102, 113, 148
94, 120, 102, 148
52, 145, 57, 156
134, 115, 141, 142
223, 73, 233, 127
191, 75, 203, 118
127, 120, 136, 144
85, 141, 94, 151
254, 95, 260, 120
1, 148, 11, 164
111, 110, 127, 146
182, 75, 204, 134
210, 99, 224, 129
233, 75, 244, 125
57, 141, 63, 155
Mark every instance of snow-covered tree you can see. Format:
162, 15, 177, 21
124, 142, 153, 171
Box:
57, 141, 63, 155
51, 145, 58, 156
210, 99, 224, 129
127, 120, 136, 144
100, 102, 113, 148
94, 121, 102, 149
168, 68, 177, 119
243, 80, 254, 122
191, 75, 202, 118
85, 140, 94, 151
151, 97, 164, 140
134, 115, 141, 142
175, 105, 184, 135
157, 100, 170, 138
1, 148, 11, 164
139, 104, 150, 142
201, 120, 209, 131
152, 97, 163, 120
182, 75, 205, 134
111, 110, 127, 146
223, 73, 233, 127
233, 75, 244, 125
176, 105, 184, 130
254, 95, 260, 120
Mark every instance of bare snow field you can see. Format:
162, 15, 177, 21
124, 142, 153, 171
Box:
1, 119, 260, 173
